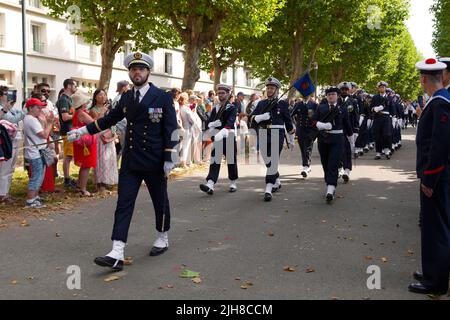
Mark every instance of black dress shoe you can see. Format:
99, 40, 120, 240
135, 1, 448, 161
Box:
413, 271, 423, 282
301, 171, 307, 178
229, 186, 237, 193
264, 193, 272, 202
374, 155, 381, 160
199, 184, 214, 195
342, 174, 349, 183
149, 246, 168, 256
408, 282, 447, 295
94, 256, 124, 271
326, 193, 334, 203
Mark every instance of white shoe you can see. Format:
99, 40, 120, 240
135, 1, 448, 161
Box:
229, 180, 237, 193
342, 169, 350, 183
272, 179, 282, 192
153, 232, 169, 249
301, 166, 310, 178
326, 185, 336, 202
338, 168, 345, 178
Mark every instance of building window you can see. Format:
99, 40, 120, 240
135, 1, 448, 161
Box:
28, 0, 42, 8
31, 24, 44, 53
245, 71, 252, 87
221, 70, 227, 83
164, 52, 172, 74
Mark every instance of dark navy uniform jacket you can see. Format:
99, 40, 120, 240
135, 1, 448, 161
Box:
86, 83, 178, 173
290, 100, 318, 133
370, 93, 394, 116
250, 98, 295, 134
312, 102, 353, 143
206, 102, 237, 131
416, 88, 450, 190
339, 94, 359, 133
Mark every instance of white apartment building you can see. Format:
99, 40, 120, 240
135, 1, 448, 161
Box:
0, 0, 260, 104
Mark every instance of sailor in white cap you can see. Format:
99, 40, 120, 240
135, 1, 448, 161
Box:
200, 83, 239, 195
370, 80, 394, 160
249, 77, 295, 202
409, 58, 450, 296
67, 52, 178, 270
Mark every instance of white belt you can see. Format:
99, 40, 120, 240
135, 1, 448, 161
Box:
381, 111, 390, 115
267, 125, 285, 129
329, 130, 343, 134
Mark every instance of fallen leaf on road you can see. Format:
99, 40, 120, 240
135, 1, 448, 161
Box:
306, 268, 315, 273
192, 277, 202, 284
0, 224, 7, 228
27, 276, 34, 280
284, 209, 289, 213
365, 256, 373, 260
166, 284, 174, 288
244, 281, 254, 286
240, 284, 251, 289
179, 269, 200, 278
188, 228, 199, 232
20, 220, 29, 227
124, 257, 133, 265
104, 275, 121, 282
381, 257, 388, 263
407, 249, 414, 255
321, 220, 327, 223
55, 233, 61, 237
267, 231, 274, 237
331, 296, 339, 300
235, 277, 241, 281
362, 224, 368, 227
283, 266, 296, 272
11, 280, 18, 285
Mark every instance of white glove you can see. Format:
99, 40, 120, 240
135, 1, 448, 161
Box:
289, 134, 295, 150
316, 122, 332, 131
67, 126, 89, 142
392, 117, 397, 127
367, 119, 373, 129
398, 119, 403, 128
208, 120, 222, 129
214, 128, 229, 142
373, 106, 384, 113
164, 161, 174, 177
359, 115, 365, 127
254, 112, 271, 123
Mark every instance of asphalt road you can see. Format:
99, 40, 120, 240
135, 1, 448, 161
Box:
1, 128, 442, 300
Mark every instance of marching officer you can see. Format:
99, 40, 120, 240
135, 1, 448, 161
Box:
199, 84, 238, 195
354, 90, 371, 156
249, 77, 295, 202
68, 52, 178, 271
338, 82, 359, 182
409, 58, 450, 295
370, 81, 393, 160
312, 87, 353, 202
290, 94, 318, 178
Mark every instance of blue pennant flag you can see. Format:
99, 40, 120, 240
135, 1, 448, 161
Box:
293, 72, 315, 97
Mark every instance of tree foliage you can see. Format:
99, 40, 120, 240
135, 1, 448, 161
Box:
431, 0, 450, 57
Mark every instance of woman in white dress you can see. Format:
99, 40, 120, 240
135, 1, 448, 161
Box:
89, 89, 118, 193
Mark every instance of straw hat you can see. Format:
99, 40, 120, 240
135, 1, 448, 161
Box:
71, 92, 91, 110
